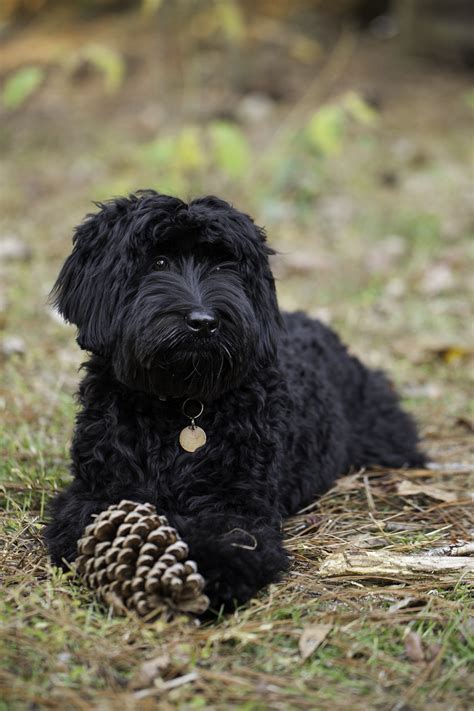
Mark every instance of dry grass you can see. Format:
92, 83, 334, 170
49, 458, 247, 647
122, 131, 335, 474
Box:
1, 451, 473, 710
1, 6, 473, 709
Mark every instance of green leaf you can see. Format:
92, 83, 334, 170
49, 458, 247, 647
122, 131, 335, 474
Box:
2, 66, 45, 109
305, 104, 345, 155
215, 0, 244, 42
343, 91, 378, 126
463, 89, 474, 111
82, 45, 125, 94
209, 121, 250, 178
175, 126, 205, 172
144, 135, 175, 166
141, 0, 164, 15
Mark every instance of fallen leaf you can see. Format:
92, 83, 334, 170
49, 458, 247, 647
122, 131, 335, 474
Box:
404, 631, 425, 662
298, 623, 332, 660
427, 461, 472, 474
2, 66, 45, 109
236, 92, 275, 124
366, 234, 406, 274
0, 236, 32, 262
130, 654, 172, 689
402, 382, 442, 399
455, 416, 474, 433
278, 252, 327, 277
388, 597, 426, 613
0, 335, 26, 358
460, 617, 474, 642
430, 346, 472, 365
335, 472, 362, 492
420, 264, 455, 295
396, 480, 458, 503
101, 590, 128, 616
347, 534, 387, 549
425, 643, 442, 661
384, 277, 406, 299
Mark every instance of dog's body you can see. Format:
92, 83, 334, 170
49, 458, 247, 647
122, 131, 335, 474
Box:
45, 191, 424, 609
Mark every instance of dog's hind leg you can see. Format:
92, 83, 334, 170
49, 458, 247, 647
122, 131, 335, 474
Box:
346, 366, 426, 469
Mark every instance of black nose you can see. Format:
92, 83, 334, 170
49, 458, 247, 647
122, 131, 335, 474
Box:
185, 310, 219, 335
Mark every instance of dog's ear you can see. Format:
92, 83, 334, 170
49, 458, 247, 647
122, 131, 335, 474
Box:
246, 239, 282, 366
51, 203, 127, 355
228, 213, 282, 366
206, 202, 282, 366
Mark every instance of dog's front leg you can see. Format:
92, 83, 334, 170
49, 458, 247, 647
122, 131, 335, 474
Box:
170, 510, 289, 610
44, 478, 154, 568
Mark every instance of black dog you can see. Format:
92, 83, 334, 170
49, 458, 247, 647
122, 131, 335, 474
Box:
45, 191, 424, 609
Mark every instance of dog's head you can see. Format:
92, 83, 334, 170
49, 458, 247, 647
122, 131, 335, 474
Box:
52, 191, 282, 400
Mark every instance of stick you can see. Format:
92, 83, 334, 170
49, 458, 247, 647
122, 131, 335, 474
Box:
425, 542, 474, 557
318, 550, 474, 581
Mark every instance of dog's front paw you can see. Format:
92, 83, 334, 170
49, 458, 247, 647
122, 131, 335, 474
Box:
174, 522, 289, 612
202, 551, 261, 611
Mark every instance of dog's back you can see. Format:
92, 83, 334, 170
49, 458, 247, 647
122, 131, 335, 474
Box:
278, 310, 424, 513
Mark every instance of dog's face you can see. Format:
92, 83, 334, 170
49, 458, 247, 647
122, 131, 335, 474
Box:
53, 192, 281, 400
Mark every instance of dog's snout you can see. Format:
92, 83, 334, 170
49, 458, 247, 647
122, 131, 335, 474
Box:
185, 310, 219, 335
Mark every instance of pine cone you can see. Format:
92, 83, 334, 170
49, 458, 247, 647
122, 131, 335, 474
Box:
75, 501, 209, 617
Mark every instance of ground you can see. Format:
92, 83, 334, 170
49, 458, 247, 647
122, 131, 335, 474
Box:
0, 6, 473, 710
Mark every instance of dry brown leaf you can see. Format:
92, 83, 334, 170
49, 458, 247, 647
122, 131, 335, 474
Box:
460, 617, 474, 642
425, 643, 442, 661
396, 480, 458, 503
455, 416, 474, 433
388, 597, 425, 613
421, 264, 455, 295
431, 345, 472, 365
0, 236, 32, 263
298, 623, 332, 660
347, 534, 387, 549
101, 590, 129, 616
130, 654, 172, 689
335, 472, 362, 492
277, 252, 327, 277
404, 631, 425, 662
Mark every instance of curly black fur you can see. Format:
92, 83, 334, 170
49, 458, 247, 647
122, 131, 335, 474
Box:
44, 191, 425, 611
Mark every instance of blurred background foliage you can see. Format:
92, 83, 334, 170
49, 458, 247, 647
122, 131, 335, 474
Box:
0, 0, 472, 361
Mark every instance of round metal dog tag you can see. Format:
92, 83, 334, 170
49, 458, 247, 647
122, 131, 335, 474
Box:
179, 425, 207, 452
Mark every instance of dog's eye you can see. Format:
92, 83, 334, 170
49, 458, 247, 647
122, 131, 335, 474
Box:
154, 256, 169, 271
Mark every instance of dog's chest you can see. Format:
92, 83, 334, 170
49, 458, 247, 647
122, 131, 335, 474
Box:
139, 400, 270, 502
142, 409, 227, 482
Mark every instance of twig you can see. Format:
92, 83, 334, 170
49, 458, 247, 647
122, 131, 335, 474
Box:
363, 474, 376, 511
425, 541, 474, 557
263, 26, 358, 146
243, 27, 358, 189
318, 550, 474, 581
133, 672, 199, 699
